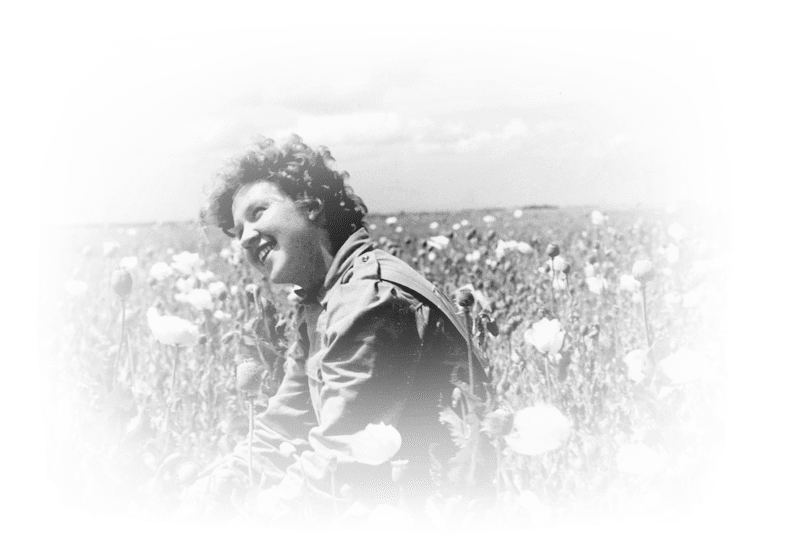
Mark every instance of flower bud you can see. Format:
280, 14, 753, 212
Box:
546, 243, 560, 258
245, 283, 259, 301
110, 269, 133, 299
236, 360, 263, 394
481, 409, 514, 437
391, 459, 409, 484
177, 462, 198, 486
632, 260, 655, 284
456, 287, 475, 310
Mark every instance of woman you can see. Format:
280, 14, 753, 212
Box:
186, 135, 490, 521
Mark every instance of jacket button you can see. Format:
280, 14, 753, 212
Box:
362, 255, 368, 262
317, 368, 323, 380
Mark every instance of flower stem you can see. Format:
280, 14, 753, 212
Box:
544, 354, 553, 402
248, 397, 254, 488
640, 285, 652, 348
164, 345, 180, 451
550, 259, 556, 315
464, 309, 475, 399
111, 299, 126, 390
495, 439, 503, 505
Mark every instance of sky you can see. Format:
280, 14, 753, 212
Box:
32, 13, 731, 225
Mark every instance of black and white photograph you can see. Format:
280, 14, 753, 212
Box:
15, 3, 773, 546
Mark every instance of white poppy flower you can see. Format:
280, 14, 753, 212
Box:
460, 219, 469, 226
213, 310, 231, 321
147, 307, 199, 347
591, 210, 605, 225
429, 221, 439, 230
149, 262, 174, 281
523, 318, 566, 355
619, 274, 641, 293
624, 350, 648, 383
186, 288, 214, 310
465, 250, 481, 262
171, 251, 204, 275
516, 242, 533, 254
427, 235, 450, 250
385, 216, 397, 225
513, 209, 523, 219
395, 226, 403, 233
452, 223, 461, 231
483, 215, 496, 224
586, 276, 609, 294
505, 405, 571, 455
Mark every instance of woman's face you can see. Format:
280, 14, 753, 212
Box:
231, 181, 324, 288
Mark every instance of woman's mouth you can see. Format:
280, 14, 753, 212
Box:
256, 237, 276, 264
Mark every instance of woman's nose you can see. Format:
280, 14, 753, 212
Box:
239, 224, 260, 249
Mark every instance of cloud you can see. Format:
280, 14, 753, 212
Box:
284, 112, 403, 146
413, 118, 531, 154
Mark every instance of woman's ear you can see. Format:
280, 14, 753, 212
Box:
305, 198, 325, 223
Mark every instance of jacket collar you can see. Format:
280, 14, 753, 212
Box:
293, 227, 374, 304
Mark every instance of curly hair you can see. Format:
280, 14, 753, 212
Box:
203, 134, 368, 253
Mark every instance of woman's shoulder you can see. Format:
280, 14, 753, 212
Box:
323, 247, 426, 316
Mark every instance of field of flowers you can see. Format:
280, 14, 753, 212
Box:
41, 204, 726, 528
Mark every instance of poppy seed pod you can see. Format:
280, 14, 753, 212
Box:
236, 360, 263, 394
456, 288, 475, 310
546, 243, 560, 258
632, 260, 655, 284
177, 462, 198, 486
482, 409, 515, 437
111, 269, 133, 299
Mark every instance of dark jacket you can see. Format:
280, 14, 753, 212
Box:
208, 228, 489, 512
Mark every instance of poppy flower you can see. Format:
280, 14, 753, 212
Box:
523, 318, 566, 355
619, 274, 641, 293
331, 422, 403, 466
616, 443, 664, 476
623, 349, 648, 383
586, 276, 609, 294
146, 307, 200, 347
65, 280, 88, 297
185, 288, 214, 310
149, 262, 175, 281
505, 404, 571, 455
427, 235, 450, 250
171, 251, 204, 276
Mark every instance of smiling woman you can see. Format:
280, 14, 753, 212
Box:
191, 135, 491, 522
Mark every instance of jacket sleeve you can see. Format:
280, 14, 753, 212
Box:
278, 277, 425, 505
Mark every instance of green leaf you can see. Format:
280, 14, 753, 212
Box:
439, 407, 471, 449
